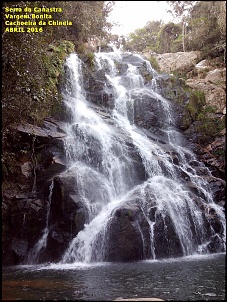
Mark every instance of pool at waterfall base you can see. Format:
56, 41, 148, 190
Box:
2, 253, 225, 301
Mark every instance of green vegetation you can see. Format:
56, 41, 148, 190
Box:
197, 105, 217, 121
185, 1, 226, 59
156, 22, 182, 53
2, 1, 114, 182
123, 1, 226, 62
125, 20, 163, 52
185, 89, 206, 120
2, 1, 113, 126
184, 90, 225, 144
147, 56, 161, 72
85, 52, 95, 68
195, 117, 225, 144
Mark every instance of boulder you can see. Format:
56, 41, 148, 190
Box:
205, 68, 226, 87
105, 183, 185, 262
185, 78, 226, 113
147, 51, 201, 73
105, 201, 146, 262
195, 59, 211, 70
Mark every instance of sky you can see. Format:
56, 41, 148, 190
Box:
107, 1, 174, 36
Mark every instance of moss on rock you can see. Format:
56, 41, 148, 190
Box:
185, 89, 206, 121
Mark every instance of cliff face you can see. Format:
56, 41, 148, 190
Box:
2, 49, 226, 266
2, 118, 68, 265
143, 51, 226, 179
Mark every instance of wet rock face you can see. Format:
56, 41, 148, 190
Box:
42, 175, 88, 263
153, 213, 183, 258
105, 198, 151, 262
153, 72, 225, 178
133, 94, 162, 130
141, 51, 225, 180
105, 196, 184, 262
105, 209, 145, 262
2, 195, 46, 265
2, 52, 226, 266
2, 117, 68, 265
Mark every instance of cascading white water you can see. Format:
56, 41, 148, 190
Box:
60, 50, 225, 264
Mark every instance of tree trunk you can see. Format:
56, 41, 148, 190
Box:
182, 21, 186, 52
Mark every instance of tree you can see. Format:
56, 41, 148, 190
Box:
167, 1, 196, 52
156, 22, 182, 53
186, 1, 226, 60
124, 20, 163, 52
47, 1, 115, 44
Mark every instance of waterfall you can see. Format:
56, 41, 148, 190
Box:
26, 181, 54, 264
59, 50, 225, 264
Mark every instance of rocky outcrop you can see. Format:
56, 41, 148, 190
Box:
143, 51, 225, 178
184, 65, 226, 177
2, 51, 225, 266
105, 194, 185, 260
143, 51, 201, 74
186, 70, 226, 113
105, 177, 225, 262
2, 193, 46, 265
2, 117, 68, 265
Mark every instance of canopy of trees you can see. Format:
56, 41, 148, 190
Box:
185, 1, 226, 58
123, 1, 226, 60
125, 20, 164, 52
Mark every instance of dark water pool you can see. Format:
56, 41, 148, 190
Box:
2, 253, 225, 301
